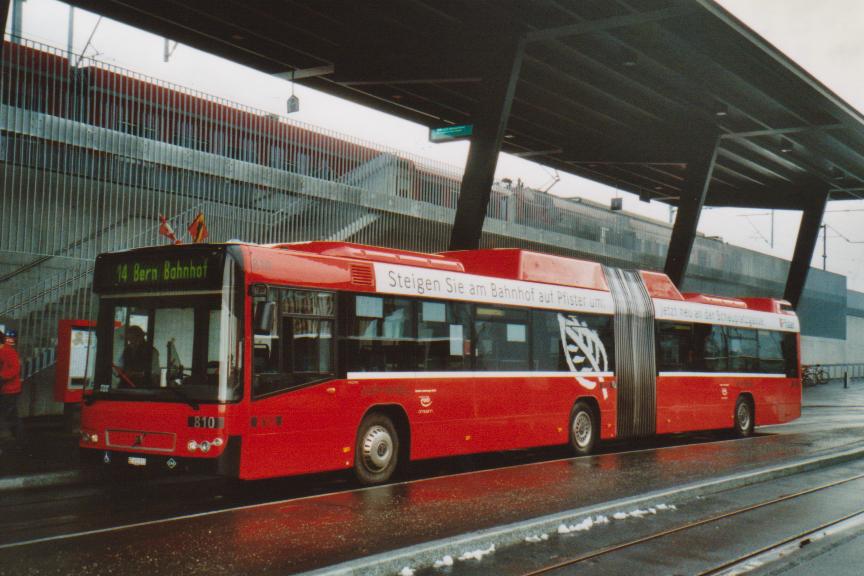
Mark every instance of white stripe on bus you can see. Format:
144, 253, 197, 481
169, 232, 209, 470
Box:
346, 371, 788, 380
658, 372, 789, 378
346, 371, 615, 380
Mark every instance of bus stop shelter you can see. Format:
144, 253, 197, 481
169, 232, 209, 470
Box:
7, 0, 864, 309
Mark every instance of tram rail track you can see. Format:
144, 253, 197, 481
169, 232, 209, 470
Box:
702, 507, 864, 576
520, 471, 864, 576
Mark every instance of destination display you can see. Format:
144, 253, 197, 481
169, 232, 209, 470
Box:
93, 248, 224, 293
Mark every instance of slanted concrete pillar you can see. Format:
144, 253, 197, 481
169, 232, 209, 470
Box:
784, 189, 829, 309
448, 33, 524, 251
663, 132, 719, 286
0, 0, 12, 58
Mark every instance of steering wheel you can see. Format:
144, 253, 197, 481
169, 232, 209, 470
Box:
111, 364, 137, 388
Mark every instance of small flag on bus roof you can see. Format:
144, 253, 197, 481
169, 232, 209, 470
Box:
188, 212, 208, 243
158, 214, 181, 245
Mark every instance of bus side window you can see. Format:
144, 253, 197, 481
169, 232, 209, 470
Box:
474, 306, 529, 371
781, 332, 799, 378
289, 317, 334, 381
656, 322, 692, 372
695, 324, 728, 372
728, 327, 758, 372
252, 291, 286, 397
416, 300, 471, 371
757, 330, 785, 374
533, 310, 569, 371
536, 310, 614, 373
341, 295, 415, 372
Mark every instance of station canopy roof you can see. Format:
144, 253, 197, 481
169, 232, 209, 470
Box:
67, 0, 864, 209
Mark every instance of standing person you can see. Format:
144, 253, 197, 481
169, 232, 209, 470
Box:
0, 329, 22, 443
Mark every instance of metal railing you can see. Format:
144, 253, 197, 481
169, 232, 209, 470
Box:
0, 35, 814, 376
804, 363, 864, 382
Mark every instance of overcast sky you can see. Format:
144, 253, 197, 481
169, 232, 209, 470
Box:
7, 0, 864, 290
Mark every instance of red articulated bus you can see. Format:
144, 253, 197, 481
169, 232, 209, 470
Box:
80, 242, 801, 484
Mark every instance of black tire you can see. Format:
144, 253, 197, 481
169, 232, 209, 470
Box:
353, 413, 400, 485
569, 401, 598, 456
734, 396, 754, 437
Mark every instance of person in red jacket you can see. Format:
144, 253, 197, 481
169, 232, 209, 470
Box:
0, 329, 22, 443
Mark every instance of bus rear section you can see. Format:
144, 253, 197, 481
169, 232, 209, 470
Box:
652, 295, 801, 436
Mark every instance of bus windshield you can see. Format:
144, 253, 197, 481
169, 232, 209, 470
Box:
91, 295, 242, 403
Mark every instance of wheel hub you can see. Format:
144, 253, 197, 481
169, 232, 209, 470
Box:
361, 425, 393, 472
572, 411, 593, 448
737, 403, 751, 430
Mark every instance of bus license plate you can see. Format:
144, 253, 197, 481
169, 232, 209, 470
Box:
128, 456, 147, 467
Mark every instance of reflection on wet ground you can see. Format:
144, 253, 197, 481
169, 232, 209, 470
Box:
3, 424, 864, 575
2, 381, 864, 575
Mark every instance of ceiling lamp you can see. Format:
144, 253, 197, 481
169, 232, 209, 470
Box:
287, 71, 300, 114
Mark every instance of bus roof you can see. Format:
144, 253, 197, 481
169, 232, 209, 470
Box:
274, 242, 464, 272
105, 241, 792, 315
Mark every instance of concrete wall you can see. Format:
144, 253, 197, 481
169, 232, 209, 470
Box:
846, 316, 864, 364
845, 291, 864, 364
801, 336, 847, 365
801, 289, 864, 366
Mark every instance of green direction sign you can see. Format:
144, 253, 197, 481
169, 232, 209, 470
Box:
429, 124, 473, 143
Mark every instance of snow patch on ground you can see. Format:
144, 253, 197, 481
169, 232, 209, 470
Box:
558, 504, 667, 535
571, 517, 594, 532
524, 534, 550, 543
611, 503, 676, 522
458, 543, 496, 561
395, 502, 679, 574
433, 555, 454, 568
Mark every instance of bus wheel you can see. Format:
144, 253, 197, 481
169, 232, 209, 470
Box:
734, 396, 754, 437
354, 413, 400, 485
569, 401, 597, 456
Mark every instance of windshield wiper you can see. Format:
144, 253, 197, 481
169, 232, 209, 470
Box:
164, 387, 200, 411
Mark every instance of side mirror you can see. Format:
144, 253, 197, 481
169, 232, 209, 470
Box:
253, 301, 276, 335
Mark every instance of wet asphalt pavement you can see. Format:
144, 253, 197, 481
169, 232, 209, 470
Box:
0, 381, 863, 575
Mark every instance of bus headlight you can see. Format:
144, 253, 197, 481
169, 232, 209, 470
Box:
81, 431, 99, 444
212, 437, 224, 447
187, 440, 198, 452
199, 441, 211, 453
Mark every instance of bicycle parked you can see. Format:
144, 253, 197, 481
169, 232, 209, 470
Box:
802, 364, 830, 386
